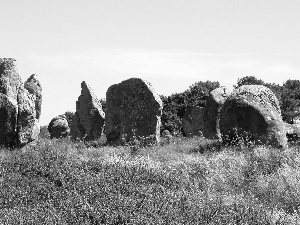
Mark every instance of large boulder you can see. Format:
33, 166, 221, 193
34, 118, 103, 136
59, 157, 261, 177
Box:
24, 74, 42, 120
48, 115, 70, 139
219, 85, 287, 147
182, 106, 204, 137
70, 81, 105, 141
106, 78, 162, 145
203, 87, 231, 139
0, 58, 41, 147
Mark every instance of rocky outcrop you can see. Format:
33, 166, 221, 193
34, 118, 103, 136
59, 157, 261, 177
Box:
0, 58, 41, 148
24, 74, 42, 119
105, 78, 162, 145
48, 116, 70, 138
70, 81, 105, 141
220, 85, 287, 147
182, 106, 204, 137
203, 87, 231, 139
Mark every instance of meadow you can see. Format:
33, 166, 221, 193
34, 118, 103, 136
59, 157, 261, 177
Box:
1, 135, 300, 224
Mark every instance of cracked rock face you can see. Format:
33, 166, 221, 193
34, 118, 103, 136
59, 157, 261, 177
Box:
203, 87, 231, 140
219, 85, 287, 147
48, 115, 70, 139
182, 106, 204, 137
70, 81, 105, 141
24, 74, 42, 120
0, 58, 41, 148
105, 78, 162, 145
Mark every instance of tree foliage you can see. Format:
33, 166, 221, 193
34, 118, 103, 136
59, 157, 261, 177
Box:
160, 80, 220, 134
281, 80, 300, 123
235, 76, 265, 88
63, 111, 75, 128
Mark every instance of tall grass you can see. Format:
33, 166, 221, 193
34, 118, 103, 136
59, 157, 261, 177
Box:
0, 136, 300, 224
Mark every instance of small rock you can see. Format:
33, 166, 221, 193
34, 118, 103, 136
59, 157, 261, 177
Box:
48, 115, 70, 139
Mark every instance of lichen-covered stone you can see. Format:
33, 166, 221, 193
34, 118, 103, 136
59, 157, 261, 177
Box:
48, 115, 70, 139
220, 85, 287, 147
0, 58, 41, 147
182, 106, 204, 137
24, 74, 42, 120
70, 81, 105, 141
203, 87, 231, 139
0, 58, 21, 147
0, 58, 22, 103
17, 86, 40, 146
106, 78, 162, 145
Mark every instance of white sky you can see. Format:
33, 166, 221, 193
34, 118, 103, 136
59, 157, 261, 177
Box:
1, 0, 300, 125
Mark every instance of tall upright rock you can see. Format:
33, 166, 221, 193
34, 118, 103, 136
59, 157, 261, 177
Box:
24, 74, 42, 120
70, 81, 105, 141
203, 87, 231, 139
220, 85, 287, 147
17, 85, 40, 146
105, 78, 162, 145
182, 106, 204, 137
0, 58, 22, 147
0, 58, 41, 148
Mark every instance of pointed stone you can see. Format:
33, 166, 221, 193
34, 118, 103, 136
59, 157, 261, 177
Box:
24, 74, 42, 120
70, 81, 105, 141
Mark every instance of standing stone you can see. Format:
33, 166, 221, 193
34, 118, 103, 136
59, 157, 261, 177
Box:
24, 74, 42, 120
0, 94, 18, 147
219, 85, 287, 147
106, 78, 162, 145
0, 58, 22, 102
0, 58, 41, 147
48, 115, 70, 138
203, 87, 231, 139
182, 106, 204, 137
0, 58, 22, 147
17, 86, 40, 146
70, 81, 105, 141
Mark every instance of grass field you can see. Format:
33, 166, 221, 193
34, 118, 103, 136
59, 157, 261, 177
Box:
1, 136, 300, 224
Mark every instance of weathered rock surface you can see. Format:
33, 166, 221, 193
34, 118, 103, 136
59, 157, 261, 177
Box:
70, 81, 105, 141
0, 94, 18, 147
106, 78, 162, 145
17, 86, 40, 146
203, 87, 231, 139
220, 85, 287, 147
0, 58, 22, 103
24, 74, 42, 119
182, 106, 204, 137
48, 115, 70, 138
0, 58, 41, 147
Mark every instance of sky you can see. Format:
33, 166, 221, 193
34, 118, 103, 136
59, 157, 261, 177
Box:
1, 0, 300, 125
